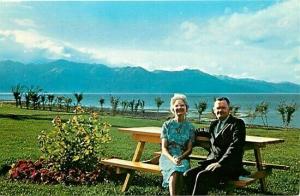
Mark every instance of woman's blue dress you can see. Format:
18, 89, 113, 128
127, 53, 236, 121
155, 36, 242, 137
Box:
159, 119, 195, 188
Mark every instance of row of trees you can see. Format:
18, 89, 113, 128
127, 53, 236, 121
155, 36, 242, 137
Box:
102, 97, 298, 128
11, 84, 165, 116
104, 96, 162, 116
194, 100, 240, 122
11, 84, 84, 112
245, 101, 298, 128
194, 99, 298, 128
11, 84, 298, 128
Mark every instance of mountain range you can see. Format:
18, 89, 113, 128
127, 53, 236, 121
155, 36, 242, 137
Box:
1, 59, 299, 93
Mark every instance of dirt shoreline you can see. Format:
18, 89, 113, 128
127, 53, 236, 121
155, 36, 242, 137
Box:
1, 101, 296, 130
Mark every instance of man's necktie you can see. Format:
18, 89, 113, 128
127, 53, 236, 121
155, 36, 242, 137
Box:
216, 121, 222, 134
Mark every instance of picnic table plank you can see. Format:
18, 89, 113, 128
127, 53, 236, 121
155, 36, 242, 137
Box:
101, 158, 161, 173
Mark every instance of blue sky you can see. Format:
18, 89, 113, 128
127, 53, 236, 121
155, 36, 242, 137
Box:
0, 0, 299, 84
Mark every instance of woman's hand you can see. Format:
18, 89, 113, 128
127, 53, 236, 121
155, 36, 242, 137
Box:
173, 156, 182, 165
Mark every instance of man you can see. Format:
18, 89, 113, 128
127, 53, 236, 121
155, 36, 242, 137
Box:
184, 97, 246, 195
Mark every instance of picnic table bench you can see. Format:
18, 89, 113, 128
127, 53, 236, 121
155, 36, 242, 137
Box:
100, 157, 258, 188
100, 127, 289, 192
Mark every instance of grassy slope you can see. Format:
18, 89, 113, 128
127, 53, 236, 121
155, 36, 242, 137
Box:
0, 104, 299, 195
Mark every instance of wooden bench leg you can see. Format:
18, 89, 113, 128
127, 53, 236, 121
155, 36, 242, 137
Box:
121, 141, 145, 192
254, 148, 267, 192
122, 171, 135, 192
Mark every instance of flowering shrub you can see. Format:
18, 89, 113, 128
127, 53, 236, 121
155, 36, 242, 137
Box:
38, 107, 111, 172
9, 160, 42, 181
9, 159, 112, 184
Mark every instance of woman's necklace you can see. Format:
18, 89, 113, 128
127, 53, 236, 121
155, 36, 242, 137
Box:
176, 122, 183, 133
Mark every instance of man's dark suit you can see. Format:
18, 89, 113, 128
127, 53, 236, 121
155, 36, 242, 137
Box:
184, 114, 246, 195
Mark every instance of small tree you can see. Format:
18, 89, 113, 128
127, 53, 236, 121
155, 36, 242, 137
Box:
255, 101, 269, 127
246, 107, 257, 127
129, 100, 135, 113
121, 100, 129, 113
99, 97, 105, 111
230, 105, 241, 117
74, 93, 83, 106
11, 84, 23, 107
140, 100, 145, 114
286, 103, 297, 128
24, 93, 30, 109
56, 96, 65, 110
277, 101, 297, 128
110, 96, 119, 115
47, 94, 55, 111
40, 94, 46, 110
155, 97, 164, 117
31, 93, 40, 110
134, 99, 141, 113
64, 97, 72, 112
277, 101, 286, 127
25, 85, 43, 109
195, 100, 207, 122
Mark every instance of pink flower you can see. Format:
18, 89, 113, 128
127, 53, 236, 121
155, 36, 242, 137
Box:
40, 168, 49, 175
30, 170, 40, 180
10, 169, 19, 179
16, 160, 27, 167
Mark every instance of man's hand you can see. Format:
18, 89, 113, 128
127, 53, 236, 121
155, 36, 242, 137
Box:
205, 162, 221, 171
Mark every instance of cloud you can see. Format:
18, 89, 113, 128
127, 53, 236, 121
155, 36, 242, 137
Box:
0, 28, 204, 71
0, 29, 108, 64
1, 1, 32, 9
180, 21, 199, 40
0, 0, 299, 85
13, 19, 37, 28
160, 0, 300, 83
76, 0, 299, 84
0, 29, 72, 61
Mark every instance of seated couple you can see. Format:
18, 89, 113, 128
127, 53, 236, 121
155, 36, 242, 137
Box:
159, 94, 246, 195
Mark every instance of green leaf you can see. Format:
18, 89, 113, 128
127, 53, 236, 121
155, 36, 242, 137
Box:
73, 155, 80, 161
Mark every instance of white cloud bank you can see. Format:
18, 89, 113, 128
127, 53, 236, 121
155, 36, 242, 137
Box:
155, 0, 300, 83
13, 19, 37, 28
88, 0, 300, 84
0, 0, 299, 84
0, 29, 71, 60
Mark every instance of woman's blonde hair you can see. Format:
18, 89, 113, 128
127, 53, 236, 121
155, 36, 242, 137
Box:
170, 93, 189, 114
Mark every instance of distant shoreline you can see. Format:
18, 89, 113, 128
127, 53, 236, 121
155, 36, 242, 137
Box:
1, 101, 299, 130
2, 92, 300, 128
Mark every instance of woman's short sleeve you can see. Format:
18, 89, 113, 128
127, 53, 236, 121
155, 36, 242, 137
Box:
189, 124, 196, 143
161, 121, 168, 139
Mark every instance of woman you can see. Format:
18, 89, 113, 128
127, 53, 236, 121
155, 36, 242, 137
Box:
159, 93, 195, 195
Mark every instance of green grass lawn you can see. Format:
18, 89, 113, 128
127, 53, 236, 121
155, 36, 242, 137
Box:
0, 104, 299, 195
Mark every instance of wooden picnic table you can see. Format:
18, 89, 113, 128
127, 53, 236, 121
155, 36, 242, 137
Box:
102, 126, 285, 192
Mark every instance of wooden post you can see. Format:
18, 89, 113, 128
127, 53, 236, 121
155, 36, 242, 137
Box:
121, 141, 145, 192
254, 148, 267, 192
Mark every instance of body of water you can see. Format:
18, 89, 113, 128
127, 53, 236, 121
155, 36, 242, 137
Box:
1, 93, 299, 128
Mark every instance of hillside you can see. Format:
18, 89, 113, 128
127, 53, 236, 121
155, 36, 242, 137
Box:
1, 60, 299, 93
